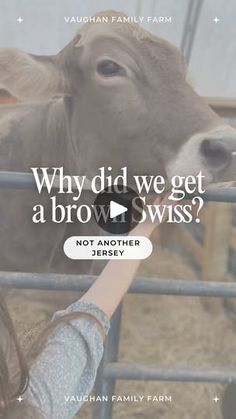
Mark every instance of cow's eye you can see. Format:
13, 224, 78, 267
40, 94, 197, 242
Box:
97, 60, 123, 77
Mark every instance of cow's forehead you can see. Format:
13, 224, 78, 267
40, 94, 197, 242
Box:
77, 17, 183, 69
79, 14, 153, 41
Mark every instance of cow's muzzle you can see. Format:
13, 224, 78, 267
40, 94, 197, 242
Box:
199, 127, 236, 182
166, 125, 236, 184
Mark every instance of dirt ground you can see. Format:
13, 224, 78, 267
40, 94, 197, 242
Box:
3, 236, 236, 419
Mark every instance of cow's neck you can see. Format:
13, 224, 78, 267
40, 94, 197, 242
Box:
0, 99, 74, 173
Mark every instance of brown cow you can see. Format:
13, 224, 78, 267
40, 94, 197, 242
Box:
0, 10, 235, 274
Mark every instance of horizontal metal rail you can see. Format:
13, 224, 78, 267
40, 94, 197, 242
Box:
186, 187, 236, 203
0, 171, 236, 202
104, 364, 236, 383
0, 171, 91, 191
1, 271, 236, 297
0, 171, 38, 190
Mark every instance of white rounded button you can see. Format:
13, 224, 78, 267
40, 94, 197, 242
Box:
63, 236, 153, 260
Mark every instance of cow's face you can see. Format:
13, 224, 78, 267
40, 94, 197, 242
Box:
64, 21, 236, 185
1, 10, 236, 186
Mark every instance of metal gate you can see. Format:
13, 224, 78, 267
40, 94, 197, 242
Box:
0, 171, 236, 419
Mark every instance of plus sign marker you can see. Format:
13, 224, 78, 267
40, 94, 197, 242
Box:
93, 184, 143, 234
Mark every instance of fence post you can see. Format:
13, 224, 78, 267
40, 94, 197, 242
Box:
202, 202, 232, 312
92, 304, 122, 419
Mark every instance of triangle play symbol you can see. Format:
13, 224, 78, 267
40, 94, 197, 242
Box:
110, 200, 128, 219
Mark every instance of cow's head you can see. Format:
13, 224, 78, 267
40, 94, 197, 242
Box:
0, 10, 236, 186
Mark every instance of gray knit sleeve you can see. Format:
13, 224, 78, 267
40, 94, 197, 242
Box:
26, 300, 110, 419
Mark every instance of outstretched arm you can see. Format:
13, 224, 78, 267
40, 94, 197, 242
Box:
80, 195, 170, 319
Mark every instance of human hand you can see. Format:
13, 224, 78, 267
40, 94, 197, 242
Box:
129, 194, 174, 237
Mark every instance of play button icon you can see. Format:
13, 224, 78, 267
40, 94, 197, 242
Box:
110, 200, 128, 219
93, 184, 143, 234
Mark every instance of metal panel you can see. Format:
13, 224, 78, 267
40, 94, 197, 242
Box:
1, 170, 236, 419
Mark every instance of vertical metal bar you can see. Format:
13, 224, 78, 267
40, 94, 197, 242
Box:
151, 0, 157, 15
92, 304, 123, 419
135, 0, 144, 16
181, 0, 204, 65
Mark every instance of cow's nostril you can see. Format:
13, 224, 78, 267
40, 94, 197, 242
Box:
200, 138, 231, 169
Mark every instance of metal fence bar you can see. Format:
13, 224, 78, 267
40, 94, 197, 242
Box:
93, 305, 122, 419
186, 189, 236, 203
104, 364, 236, 384
180, 0, 204, 64
1, 271, 236, 297
0, 171, 236, 202
0, 171, 38, 190
0, 171, 91, 191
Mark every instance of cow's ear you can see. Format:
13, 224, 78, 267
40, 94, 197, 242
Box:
0, 48, 70, 101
